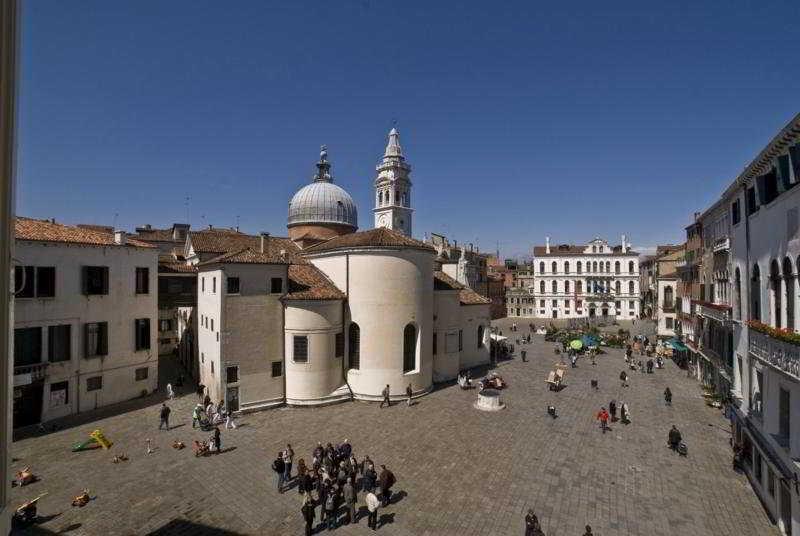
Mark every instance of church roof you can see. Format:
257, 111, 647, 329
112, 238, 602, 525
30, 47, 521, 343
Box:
434, 271, 464, 291
302, 227, 435, 254
288, 147, 358, 229
284, 264, 345, 301
459, 287, 491, 305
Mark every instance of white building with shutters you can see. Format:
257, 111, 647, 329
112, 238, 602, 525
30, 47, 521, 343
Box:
12, 218, 158, 427
507, 237, 640, 320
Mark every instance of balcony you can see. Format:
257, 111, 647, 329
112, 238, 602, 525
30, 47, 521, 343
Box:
713, 237, 730, 253
662, 303, 676, 313
749, 329, 800, 381
697, 301, 732, 323
675, 259, 687, 269
13, 362, 49, 385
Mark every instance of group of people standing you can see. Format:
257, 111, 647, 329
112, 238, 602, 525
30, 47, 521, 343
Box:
271, 439, 397, 533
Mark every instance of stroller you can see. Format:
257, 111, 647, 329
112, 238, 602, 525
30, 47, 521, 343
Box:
198, 415, 214, 432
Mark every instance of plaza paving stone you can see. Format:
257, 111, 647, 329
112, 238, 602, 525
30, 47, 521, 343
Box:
10, 321, 779, 535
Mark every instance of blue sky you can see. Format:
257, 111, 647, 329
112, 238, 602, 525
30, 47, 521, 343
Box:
17, 1, 800, 259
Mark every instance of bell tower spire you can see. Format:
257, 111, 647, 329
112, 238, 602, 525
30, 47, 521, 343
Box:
373, 127, 413, 236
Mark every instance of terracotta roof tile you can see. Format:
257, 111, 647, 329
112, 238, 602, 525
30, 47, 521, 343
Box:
158, 260, 197, 274
302, 227, 436, 254
15, 217, 155, 249
434, 271, 464, 291
190, 230, 303, 261
284, 264, 345, 301
135, 228, 177, 242
459, 287, 491, 305
198, 247, 293, 266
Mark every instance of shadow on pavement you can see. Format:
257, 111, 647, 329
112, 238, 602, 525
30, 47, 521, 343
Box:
146, 519, 249, 535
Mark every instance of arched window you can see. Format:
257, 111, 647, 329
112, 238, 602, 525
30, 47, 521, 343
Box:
664, 286, 674, 309
540, 280, 545, 293
378, 191, 383, 205
771, 259, 782, 328
629, 281, 635, 295
539, 261, 545, 274
599, 262, 604, 273
477, 325, 485, 349
551, 261, 557, 273
628, 261, 634, 273
751, 264, 761, 321
576, 280, 582, 293
592, 245, 597, 253
592, 261, 598, 272
605, 261, 611, 272
395, 189, 399, 204
403, 324, 417, 373
789, 257, 797, 331
735, 267, 742, 320
565, 261, 570, 274
615, 281, 621, 294
565, 280, 570, 293
614, 261, 620, 274
577, 261, 582, 274
348, 323, 360, 370
552, 280, 557, 293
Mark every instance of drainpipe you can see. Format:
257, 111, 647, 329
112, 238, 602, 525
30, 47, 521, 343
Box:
282, 264, 288, 406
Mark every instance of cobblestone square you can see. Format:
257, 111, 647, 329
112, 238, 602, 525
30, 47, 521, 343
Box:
10, 322, 777, 535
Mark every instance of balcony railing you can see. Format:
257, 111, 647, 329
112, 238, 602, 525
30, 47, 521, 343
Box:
662, 303, 675, 312
713, 237, 730, 253
14, 362, 49, 382
749, 329, 800, 381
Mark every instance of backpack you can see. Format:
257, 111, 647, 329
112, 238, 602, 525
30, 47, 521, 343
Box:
325, 494, 335, 511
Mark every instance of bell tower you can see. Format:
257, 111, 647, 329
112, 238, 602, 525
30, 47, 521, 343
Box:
373, 128, 413, 236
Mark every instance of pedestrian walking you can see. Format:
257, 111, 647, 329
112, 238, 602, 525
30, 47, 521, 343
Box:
406, 384, 413, 407
192, 403, 203, 428
301, 493, 315, 536
378, 465, 395, 506
272, 452, 286, 493
159, 403, 171, 430
525, 509, 541, 536
380, 384, 391, 408
609, 399, 617, 421
343, 477, 357, 524
621, 402, 631, 424
596, 407, 609, 433
283, 444, 294, 483
583, 525, 594, 536
196, 383, 205, 401
619, 370, 628, 388
521, 349, 527, 362
362, 460, 377, 492
664, 387, 672, 406
365, 490, 380, 530
224, 408, 237, 429
213, 426, 221, 453
668, 425, 682, 451
166, 383, 175, 400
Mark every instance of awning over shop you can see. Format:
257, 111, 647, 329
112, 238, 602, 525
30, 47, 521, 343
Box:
490, 334, 508, 342
666, 338, 689, 352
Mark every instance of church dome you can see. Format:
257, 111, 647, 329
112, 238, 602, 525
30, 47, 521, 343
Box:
287, 146, 358, 230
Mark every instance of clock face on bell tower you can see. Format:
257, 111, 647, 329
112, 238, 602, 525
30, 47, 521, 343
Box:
378, 214, 388, 228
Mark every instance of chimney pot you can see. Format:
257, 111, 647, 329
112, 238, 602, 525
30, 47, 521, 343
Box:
260, 232, 270, 253
545, 236, 551, 254
114, 230, 126, 245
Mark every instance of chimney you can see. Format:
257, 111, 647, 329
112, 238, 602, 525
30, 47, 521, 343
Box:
114, 230, 127, 245
260, 232, 270, 253
545, 236, 550, 254
621, 234, 627, 252
279, 249, 286, 260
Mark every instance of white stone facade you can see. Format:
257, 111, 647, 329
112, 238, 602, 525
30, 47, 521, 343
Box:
507, 237, 640, 320
13, 238, 159, 425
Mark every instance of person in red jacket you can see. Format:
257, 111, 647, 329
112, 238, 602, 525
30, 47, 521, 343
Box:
597, 407, 609, 433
